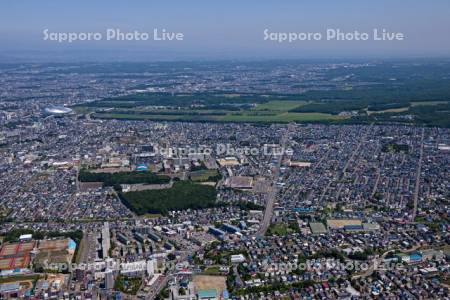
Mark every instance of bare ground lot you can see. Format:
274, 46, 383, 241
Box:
193, 275, 227, 295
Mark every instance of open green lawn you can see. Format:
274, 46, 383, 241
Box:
202, 266, 222, 275
142, 213, 162, 218
92, 111, 345, 123
266, 222, 300, 236
75, 235, 85, 264
190, 169, 221, 182
219, 112, 345, 122
71, 80, 450, 127
252, 100, 307, 112
266, 224, 290, 236
92, 113, 204, 121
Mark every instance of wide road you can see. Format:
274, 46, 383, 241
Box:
146, 275, 169, 300
254, 128, 288, 237
412, 128, 424, 221
146, 251, 192, 299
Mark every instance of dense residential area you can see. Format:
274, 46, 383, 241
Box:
0, 61, 449, 299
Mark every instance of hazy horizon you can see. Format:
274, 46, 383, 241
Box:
1, 0, 450, 62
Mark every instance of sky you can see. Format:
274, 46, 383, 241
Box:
1, 0, 450, 61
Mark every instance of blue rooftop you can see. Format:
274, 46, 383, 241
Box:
293, 207, 314, 213
68, 238, 77, 250
136, 164, 148, 171
344, 225, 363, 231
198, 289, 217, 298
0, 283, 20, 292
410, 252, 422, 261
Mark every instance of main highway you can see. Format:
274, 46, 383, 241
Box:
255, 128, 289, 237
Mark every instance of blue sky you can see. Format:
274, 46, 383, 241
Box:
1, 0, 449, 60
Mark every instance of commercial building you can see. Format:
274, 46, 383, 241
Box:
228, 176, 253, 190
18, 234, 32, 242
309, 222, 327, 234
230, 254, 246, 264
120, 259, 156, 277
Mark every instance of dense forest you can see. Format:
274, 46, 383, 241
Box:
78, 170, 170, 187
3, 229, 83, 244
119, 181, 217, 215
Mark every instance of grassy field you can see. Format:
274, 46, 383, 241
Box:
93, 113, 213, 121
202, 266, 222, 275
219, 112, 344, 122
93, 111, 344, 123
0, 274, 40, 284
190, 169, 220, 182
74, 235, 85, 264
252, 100, 307, 111
76, 94, 449, 127
142, 213, 162, 218
82, 99, 345, 124
266, 224, 290, 235
367, 107, 410, 115
266, 222, 300, 236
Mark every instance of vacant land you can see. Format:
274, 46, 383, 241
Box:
266, 222, 300, 236
193, 275, 227, 295
119, 181, 217, 215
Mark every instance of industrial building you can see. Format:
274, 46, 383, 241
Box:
208, 227, 225, 240
148, 232, 162, 243
133, 232, 147, 244
230, 254, 246, 264
220, 223, 241, 234
116, 233, 130, 245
